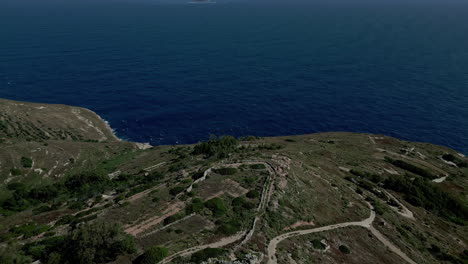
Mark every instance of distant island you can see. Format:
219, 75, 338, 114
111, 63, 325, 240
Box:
0, 98, 466, 264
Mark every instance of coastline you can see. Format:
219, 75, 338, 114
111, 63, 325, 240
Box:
1, 97, 466, 155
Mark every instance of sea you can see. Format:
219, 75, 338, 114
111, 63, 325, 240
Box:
1, 0, 467, 153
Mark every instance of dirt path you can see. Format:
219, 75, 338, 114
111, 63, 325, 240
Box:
369, 226, 417, 264
382, 190, 414, 219
376, 148, 448, 177
432, 176, 448, 183
266, 204, 416, 264
160, 232, 247, 264
125, 201, 185, 236
159, 160, 279, 262
144, 162, 167, 172
267, 208, 375, 264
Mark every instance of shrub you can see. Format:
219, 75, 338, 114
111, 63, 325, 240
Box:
137, 246, 168, 264
311, 239, 325, 250
10, 168, 22, 176
190, 248, 226, 263
442, 154, 468, 168
169, 186, 185, 196
186, 198, 204, 214
246, 190, 260, 199
350, 169, 382, 183
339, 245, 350, 254
192, 135, 238, 158
385, 157, 436, 179
204, 198, 227, 217
21, 157, 33, 168
217, 223, 239, 235
163, 213, 183, 225
250, 164, 266, 170
10, 222, 51, 239
64, 170, 110, 196
384, 175, 467, 224
63, 220, 135, 264
213, 167, 238, 175
145, 172, 164, 183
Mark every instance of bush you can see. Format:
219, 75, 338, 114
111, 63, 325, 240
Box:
246, 190, 260, 199
250, 164, 266, 170
144, 172, 165, 183
339, 245, 350, 254
385, 157, 436, 179
350, 169, 382, 183
10, 168, 22, 176
169, 186, 185, 196
21, 157, 33, 168
442, 154, 468, 168
137, 246, 168, 264
204, 198, 227, 217
384, 175, 468, 224
163, 213, 183, 225
64, 170, 110, 196
213, 167, 238, 175
186, 198, 204, 214
10, 222, 51, 239
190, 248, 226, 263
63, 220, 135, 264
217, 222, 239, 235
311, 239, 325, 250
232, 197, 255, 210
192, 135, 238, 158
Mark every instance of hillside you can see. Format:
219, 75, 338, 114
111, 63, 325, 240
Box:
0, 99, 467, 264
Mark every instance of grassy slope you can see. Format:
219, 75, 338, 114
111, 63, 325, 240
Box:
0, 100, 467, 264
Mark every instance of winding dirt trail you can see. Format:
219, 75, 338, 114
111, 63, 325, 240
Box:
266, 204, 417, 264
160, 160, 278, 263
382, 190, 414, 219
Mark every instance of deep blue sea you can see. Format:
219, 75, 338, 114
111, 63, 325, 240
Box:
1, 0, 468, 153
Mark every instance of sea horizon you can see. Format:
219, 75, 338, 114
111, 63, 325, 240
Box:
1, 0, 468, 153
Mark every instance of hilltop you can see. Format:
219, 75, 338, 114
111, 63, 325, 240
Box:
0, 99, 467, 264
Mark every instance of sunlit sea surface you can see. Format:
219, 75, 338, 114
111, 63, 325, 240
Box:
1, 0, 467, 153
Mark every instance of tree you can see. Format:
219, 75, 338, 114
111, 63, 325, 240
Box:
63, 220, 135, 264
137, 246, 168, 264
204, 198, 227, 217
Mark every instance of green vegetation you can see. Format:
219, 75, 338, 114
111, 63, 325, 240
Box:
169, 186, 186, 196
137, 246, 168, 264
163, 213, 184, 225
217, 219, 241, 235
18, 220, 135, 264
0, 245, 32, 264
350, 169, 382, 183
205, 197, 227, 217
339, 245, 351, 254
384, 176, 467, 224
250, 163, 266, 170
311, 239, 326, 250
10, 168, 22, 176
385, 157, 437, 179
213, 167, 238, 175
1, 168, 166, 214
190, 248, 226, 263
20, 157, 33, 168
246, 190, 260, 199
366, 197, 386, 215
10, 222, 51, 239
192, 135, 238, 158
62, 220, 135, 264
186, 198, 205, 214
442, 154, 468, 168
232, 197, 255, 211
